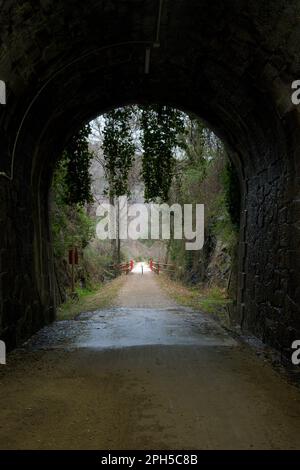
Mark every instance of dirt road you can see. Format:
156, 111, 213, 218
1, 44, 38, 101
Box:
0, 268, 300, 449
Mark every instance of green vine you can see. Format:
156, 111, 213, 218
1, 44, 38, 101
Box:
102, 108, 135, 197
62, 124, 94, 206
140, 105, 185, 201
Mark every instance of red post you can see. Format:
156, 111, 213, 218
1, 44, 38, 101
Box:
130, 259, 134, 271
150, 258, 153, 271
69, 248, 78, 265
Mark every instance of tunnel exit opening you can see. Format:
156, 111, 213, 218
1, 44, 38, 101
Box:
48, 104, 241, 333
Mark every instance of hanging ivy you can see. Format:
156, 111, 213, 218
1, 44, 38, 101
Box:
62, 124, 94, 206
102, 108, 135, 197
140, 105, 185, 201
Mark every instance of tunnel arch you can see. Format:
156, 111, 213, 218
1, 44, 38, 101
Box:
1, 0, 300, 351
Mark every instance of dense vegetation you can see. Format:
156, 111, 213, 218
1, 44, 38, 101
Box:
167, 119, 240, 291
50, 105, 241, 310
102, 108, 135, 198
141, 105, 184, 201
50, 126, 115, 303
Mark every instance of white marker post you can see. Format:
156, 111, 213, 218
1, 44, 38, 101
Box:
0, 80, 6, 105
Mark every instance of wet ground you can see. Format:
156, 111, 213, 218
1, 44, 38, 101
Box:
0, 268, 300, 449
26, 307, 237, 351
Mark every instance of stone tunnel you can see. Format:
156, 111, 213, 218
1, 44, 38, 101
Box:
0, 0, 300, 352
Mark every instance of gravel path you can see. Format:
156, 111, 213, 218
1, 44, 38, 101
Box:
0, 269, 300, 449
114, 269, 177, 308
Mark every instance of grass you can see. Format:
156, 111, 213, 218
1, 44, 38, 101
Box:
158, 274, 232, 324
57, 275, 126, 320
